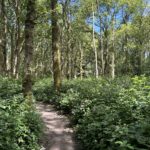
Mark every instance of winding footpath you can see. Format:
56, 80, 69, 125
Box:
36, 103, 79, 150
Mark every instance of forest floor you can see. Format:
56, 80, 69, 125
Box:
36, 102, 80, 150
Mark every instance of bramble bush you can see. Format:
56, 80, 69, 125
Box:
34, 76, 150, 150
0, 76, 43, 150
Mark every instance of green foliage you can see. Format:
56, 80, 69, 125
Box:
35, 76, 150, 150
0, 77, 22, 99
0, 77, 43, 150
33, 78, 55, 102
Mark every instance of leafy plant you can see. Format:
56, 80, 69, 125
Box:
0, 76, 43, 150
34, 76, 150, 150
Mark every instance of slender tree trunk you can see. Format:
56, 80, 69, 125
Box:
10, 27, 15, 76
66, 24, 71, 79
100, 16, 104, 76
103, 17, 109, 76
110, 17, 115, 79
63, 0, 71, 79
79, 42, 83, 79
122, 9, 130, 74
110, 51, 115, 78
14, 0, 21, 78
22, 0, 36, 98
92, 3, 98, 78
51, 0, 61, 92
0, 50, 4, 74
96, 0, 104, 76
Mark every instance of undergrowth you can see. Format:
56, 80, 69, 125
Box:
0, 76, 43, 150
34, 76, 150, 150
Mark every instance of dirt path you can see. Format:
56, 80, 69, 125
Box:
36, 103, 79, 150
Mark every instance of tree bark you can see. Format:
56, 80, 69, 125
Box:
22, 0, 36, 98
110, 16, 115, 79
0, 0, 7, 75
79, 42, 83, 79
51, 0, 61, 92
10, 27, 15, 77
92, 3, 98, 78
13, 0, 21, 78
96, 0, 104, 76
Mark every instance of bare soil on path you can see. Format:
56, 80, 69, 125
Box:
36, 102, 80, 150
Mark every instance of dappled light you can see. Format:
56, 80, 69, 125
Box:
0, 0, 150, 149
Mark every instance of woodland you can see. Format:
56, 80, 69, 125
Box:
0, 0, 150, 150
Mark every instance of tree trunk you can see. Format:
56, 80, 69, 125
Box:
92, 3, 98, 78
51, 0, 61, 92
14, 0, 21, 78
100, 16, 104, 76
22, 0, 36, 98
10, 27, 15, 77
0, 0, 7, 75
79, 42, 83, 79
96, 0, 104, 76
110, 17, 115, 79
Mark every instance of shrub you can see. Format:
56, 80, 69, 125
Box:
33, 78, 54, 102
0, 95, 43, 150
0, 77, 22, 99
34, 76, 150, 150
0, 76, 43, 150
76, 76, 150, 150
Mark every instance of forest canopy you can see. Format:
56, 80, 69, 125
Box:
0, 0, 150, 81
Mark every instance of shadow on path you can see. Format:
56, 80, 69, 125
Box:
36, 103, 80, 150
